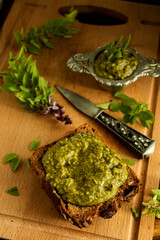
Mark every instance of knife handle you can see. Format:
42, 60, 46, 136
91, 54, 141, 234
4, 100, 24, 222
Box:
95, 111, 156, 159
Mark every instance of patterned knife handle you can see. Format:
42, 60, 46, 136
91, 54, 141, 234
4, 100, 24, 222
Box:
95, 111, 156, 159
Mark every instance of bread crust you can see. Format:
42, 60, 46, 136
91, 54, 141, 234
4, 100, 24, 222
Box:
30, 123, 140, 228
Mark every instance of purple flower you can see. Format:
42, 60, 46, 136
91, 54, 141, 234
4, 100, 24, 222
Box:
40, 99, 72, 125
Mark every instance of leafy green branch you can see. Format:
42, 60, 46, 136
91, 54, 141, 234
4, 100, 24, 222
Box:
0, 47, 72, 124
96, 92, 154, 129
105, 34, 131, 62
14, 8, 79, 55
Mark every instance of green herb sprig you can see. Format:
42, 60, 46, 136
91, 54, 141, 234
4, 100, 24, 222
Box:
0, 47, 72, 124
14, 8, 79, 55
142, 189, 160, 218
96, 92, 154, 129
105, 34, 131, 62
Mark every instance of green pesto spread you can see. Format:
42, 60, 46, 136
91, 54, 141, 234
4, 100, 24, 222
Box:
94, 50, 138, 80
42, 133, 128, 206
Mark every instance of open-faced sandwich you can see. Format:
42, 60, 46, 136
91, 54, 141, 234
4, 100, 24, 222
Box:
30, 124, 140, 228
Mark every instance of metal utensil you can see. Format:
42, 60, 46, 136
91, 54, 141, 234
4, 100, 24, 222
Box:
56, 85, 156, 159
67, 46, 160, 92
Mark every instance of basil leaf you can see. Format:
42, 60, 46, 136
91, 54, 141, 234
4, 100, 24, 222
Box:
139, 110, 154, 121
11, 158, 20, 172
22, 73, 31, 88
109, 102, 121, 111
122, 114, 133, 123
152, 189, 160, 196
26, 158, 31, 168
96, 102, 110, 109
122, 34, 131, 49
148, 212, 156, 217
131, 208, 140, 218
114, 92, 135, 102
156, 213, 160, 219
122, 158, 135, 166
142, 208, 149, 214
30, 139, 40, 151
41, 37, 54, 49
119, 104, 132, 114
114, 35, 123, 47
30, 39, 41, 49
27, 45, 41, 55
0, 84, 17, 93
3, 153, 18, 164
130, 115, 137, 124
122, 98, 138, 106
152, 189, 160, 200
6, 186, 19, 196
139, 115, 153, 129
114, 49, 122, 59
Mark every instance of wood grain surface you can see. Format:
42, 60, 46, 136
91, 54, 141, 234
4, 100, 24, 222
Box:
0, 0, 160, 239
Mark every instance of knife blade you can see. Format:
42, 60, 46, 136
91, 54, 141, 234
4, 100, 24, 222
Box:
55, 85, 155, 159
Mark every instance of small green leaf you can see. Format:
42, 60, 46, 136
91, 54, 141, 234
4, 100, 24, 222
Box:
122, 158, 135, 166
116, 35, 123, 44
23, 55, 33, 71
27, 45, 41, 55
0, 70, 11, 75
114, 49, 122, 59
9, 51, 13, 60
122, 98, 138, 106
119, 104, 132, 114
142, 208, 149, 215
114, 92, 134, 101
30, 39, 41, 49
147, 212, 156, 217
152, 189, 160, 200
109, 102, 121, 111
131, 208, 140, 218
121, 114, 132, 123
155, 213, 160, 219
96, 102, 110, 109
22, 73, 31, 88
142, 202, 150, 207
26, 158, 31, 168
11, 158, 20, 172
8, 85, 20, 93
16, 46, 25, 62
6, 186, 19, 196
15, 91, 30, 102
3, 153, 18, 164
130, 115, 137, 124
152, 189, 160, 196
30, 139, 40, 151
41, 37, 54, 49
139, 114, 153, 129
122, 34, 131, 49
0, 84, 16, 93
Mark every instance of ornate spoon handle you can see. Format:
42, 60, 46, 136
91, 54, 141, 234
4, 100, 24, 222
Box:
95, 110, 156, 159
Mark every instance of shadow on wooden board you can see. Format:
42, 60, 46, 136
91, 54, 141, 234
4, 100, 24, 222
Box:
0, 0, 15, 29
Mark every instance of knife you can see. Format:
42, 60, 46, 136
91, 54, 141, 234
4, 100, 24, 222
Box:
55, 85, 156, 159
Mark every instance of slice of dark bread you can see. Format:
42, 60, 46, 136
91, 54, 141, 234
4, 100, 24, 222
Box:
30, 123, 140, 228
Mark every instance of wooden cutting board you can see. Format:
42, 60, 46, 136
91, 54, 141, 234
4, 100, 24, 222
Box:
0, 0, 160, 239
